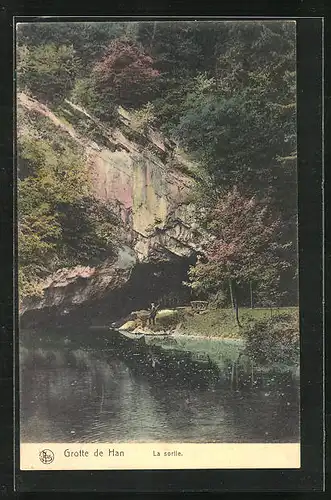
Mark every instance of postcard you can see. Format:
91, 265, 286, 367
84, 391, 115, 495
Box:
16, 19, 301, 472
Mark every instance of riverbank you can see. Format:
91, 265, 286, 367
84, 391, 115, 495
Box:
20, 305, 299, 384
119, 306, 298, 338
174, 307, 298, 339
118, 306, 299, 373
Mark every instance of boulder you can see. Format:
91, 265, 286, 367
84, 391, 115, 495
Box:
119, 320, 137, 332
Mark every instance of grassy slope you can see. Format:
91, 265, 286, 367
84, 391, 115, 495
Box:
178, 307, 299, 339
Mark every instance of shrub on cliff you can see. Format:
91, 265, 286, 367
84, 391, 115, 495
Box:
70, 77, 119, 123
243, 312, 299, 366
130, 102, 156, 134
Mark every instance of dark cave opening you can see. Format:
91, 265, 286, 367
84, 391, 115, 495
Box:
20, 255, 197, 330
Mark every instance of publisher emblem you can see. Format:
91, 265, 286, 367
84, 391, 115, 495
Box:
39, 449, 54, 464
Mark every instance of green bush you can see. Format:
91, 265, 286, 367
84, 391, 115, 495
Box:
70, 77, 118, 123
130, 102, 156, 134
243, 313, 299, 366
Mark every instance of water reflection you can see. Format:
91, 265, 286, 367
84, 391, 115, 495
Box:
20, 342, 299, 443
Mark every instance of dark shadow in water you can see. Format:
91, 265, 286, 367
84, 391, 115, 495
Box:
20, 340, 299, 443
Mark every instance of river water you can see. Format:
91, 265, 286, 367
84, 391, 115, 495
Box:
20, 335, 299, 443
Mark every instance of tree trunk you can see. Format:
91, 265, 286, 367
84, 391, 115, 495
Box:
228, 279, 235, 309
229, 280, 242, 328
250, 281, 254, 309
234, 299, 242, 328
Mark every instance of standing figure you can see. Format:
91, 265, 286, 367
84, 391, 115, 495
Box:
148, 302, 159, 326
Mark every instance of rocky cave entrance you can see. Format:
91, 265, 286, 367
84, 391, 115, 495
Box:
76, 256, 196, 328
21, 255, 197, 331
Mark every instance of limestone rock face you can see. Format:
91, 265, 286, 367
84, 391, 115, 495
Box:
19, 245, 137, 317
18, 93, 201, 325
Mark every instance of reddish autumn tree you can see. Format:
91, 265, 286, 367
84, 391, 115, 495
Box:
92, 39, 160, 107
186, 186, 290, 326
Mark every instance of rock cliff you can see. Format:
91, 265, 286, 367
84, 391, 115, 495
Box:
18, 93, 202, 327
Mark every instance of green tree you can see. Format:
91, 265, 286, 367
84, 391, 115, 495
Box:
17, 43, 79, 103
150, 21, 296, 221
185, 187, 290, 326
92, 38, 160, 108
17, 127, 120, 298
71, 37, 160, 119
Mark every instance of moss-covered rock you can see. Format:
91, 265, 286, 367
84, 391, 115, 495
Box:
156, 309, 181, 329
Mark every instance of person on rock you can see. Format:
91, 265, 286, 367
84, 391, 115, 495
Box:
148, 302, 159, 326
